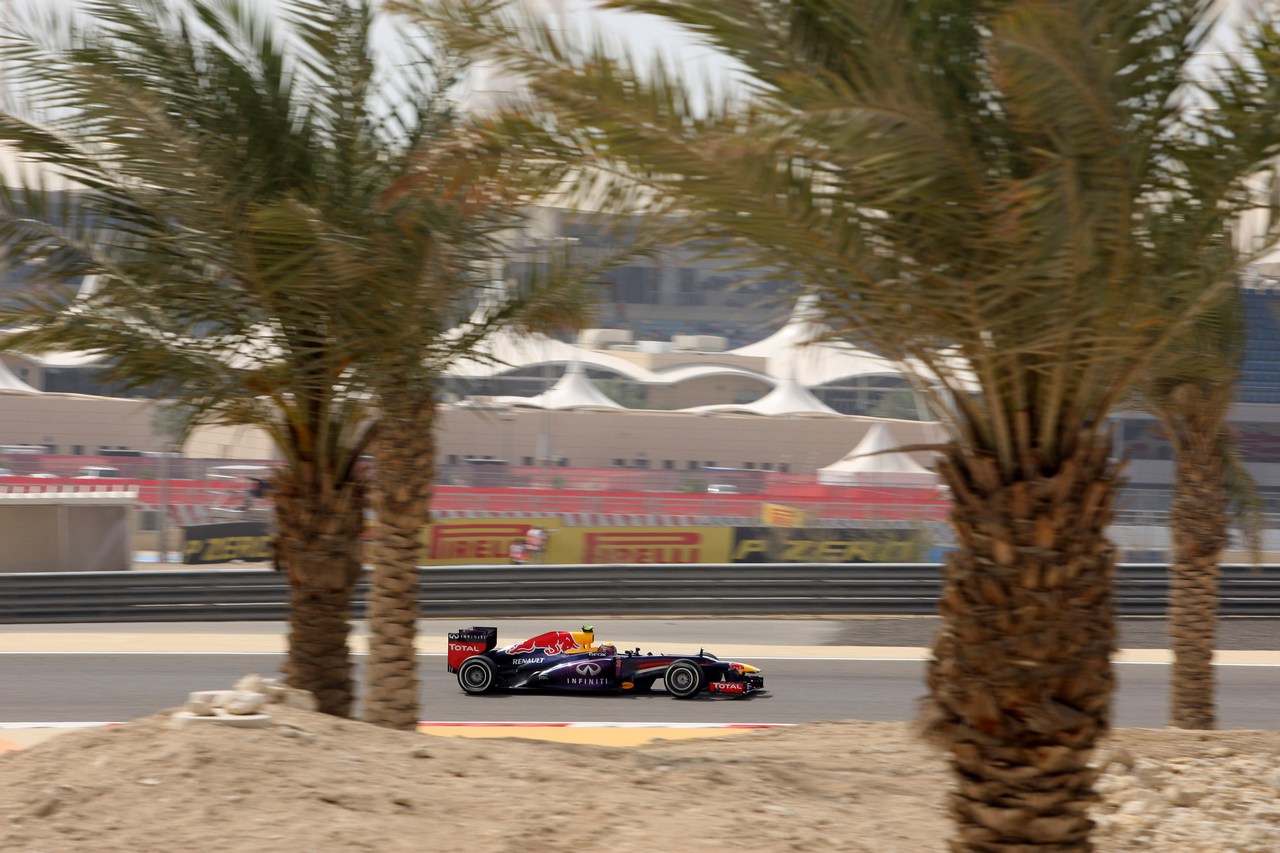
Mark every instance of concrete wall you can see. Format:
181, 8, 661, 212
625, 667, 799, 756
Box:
13, 389, 1280, 489
0, 499, 135, 572
0, 392, 159, 455
436, 408, 945, 472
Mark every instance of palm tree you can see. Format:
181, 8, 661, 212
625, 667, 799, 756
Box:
418, 0, 1280, 848
0, 0, 643, 728
1133, 283, 1262, 730
343, 138, 605, 729
0, 0, 555, 717
0, 0, 416, 716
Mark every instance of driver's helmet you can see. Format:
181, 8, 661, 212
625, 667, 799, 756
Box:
596, 643, 617, 655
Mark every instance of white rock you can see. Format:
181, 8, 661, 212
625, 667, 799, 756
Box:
186, 700, 216, 717
221, 691, 268, 715
187, 690, 234, 706
170, 711, 271, 729
233, 674, 265, 693
259, 680, 289, 700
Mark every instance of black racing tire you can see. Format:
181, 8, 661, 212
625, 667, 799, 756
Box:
457, 656, 498, 695
663, 660, 705, 699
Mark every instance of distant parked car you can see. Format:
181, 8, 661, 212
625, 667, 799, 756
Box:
706, 483, 740, 494
74, 466, 122, 478
0, 467, 13, 476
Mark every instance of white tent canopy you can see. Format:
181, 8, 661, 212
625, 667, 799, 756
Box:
0, 359, 40, 394
498, 360, 622, 410
729, 293, 827, 360
681, 375, 840, 416
728, 293, 915, 388
817, 422, 939, 486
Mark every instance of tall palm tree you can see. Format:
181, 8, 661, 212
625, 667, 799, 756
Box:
0, 0, 641, 728
0, 0, 418, 716
0, 0, 384, 715
1133, 283, 1262, 730
419, 0, 1280, 848
340, 130, 607, 729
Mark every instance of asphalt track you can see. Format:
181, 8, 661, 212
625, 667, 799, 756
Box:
2, 619, 1277, 730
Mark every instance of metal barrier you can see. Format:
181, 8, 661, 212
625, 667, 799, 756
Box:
1, 564, 1278, 624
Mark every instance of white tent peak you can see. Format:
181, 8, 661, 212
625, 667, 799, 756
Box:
729, 293, 828, 361
515, 360, 622, 410
0, 359, 40, 395
681, 375, 840, 416
817, 422, 938, 486
753, 376, 840, 415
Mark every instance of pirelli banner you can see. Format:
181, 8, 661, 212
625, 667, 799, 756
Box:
731, 526, 931, 563
183, 521, 273, 565
420, 519, 929, 565
420, 519, 733, 565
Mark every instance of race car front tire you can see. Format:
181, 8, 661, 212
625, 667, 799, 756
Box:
663, 660, 705, 699
458, 656, 498, 695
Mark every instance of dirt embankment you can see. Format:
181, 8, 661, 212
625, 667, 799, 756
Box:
2, 707, 1278, 852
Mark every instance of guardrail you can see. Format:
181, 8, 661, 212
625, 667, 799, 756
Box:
1, 564, 1278, 624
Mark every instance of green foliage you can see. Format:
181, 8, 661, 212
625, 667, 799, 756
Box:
678, 477, 705, 494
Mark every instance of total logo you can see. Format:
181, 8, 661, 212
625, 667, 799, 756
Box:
709, 681, 747, 694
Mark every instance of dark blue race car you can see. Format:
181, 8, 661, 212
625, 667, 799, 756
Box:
447, 625, 766, 699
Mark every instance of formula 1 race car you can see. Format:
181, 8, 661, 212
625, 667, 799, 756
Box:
447, 625, 765, 699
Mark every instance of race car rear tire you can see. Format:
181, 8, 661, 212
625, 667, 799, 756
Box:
458, 656, 498, 695
663, 660, 705, 699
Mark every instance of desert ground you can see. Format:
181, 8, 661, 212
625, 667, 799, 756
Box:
2, 702, 1278, 852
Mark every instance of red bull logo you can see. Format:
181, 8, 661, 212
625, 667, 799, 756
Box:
504, 631, 578, 656
429, 523, 530, 561
583, 531, 703, 564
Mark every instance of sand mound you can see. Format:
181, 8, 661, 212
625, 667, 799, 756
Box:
2, 706, 1277, 852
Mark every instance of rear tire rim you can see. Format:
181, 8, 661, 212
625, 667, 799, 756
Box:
463, 664, 489, 689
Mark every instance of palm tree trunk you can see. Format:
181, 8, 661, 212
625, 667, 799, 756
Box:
925, 436, 1119, 853
1168, 445, 1227, 730
363, 403, 436, 730
273, 464, 366, 718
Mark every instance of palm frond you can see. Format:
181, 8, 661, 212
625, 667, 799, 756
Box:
417, 0, 1280, 477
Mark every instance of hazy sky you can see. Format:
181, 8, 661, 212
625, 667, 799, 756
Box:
2, 0, 740, 115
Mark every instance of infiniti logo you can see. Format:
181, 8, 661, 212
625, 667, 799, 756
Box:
575, 663, 602, 676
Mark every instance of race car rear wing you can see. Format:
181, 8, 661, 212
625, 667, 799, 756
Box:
447, 626, 498, 672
